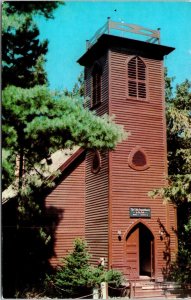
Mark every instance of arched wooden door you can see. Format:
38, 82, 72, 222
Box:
126, 224, 139, 279
126, 223, 154, 279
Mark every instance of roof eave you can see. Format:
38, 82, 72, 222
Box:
77, 34, 175, 66
2, 147, 85, 205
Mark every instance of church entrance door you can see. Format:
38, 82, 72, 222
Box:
126, 223, 154, 279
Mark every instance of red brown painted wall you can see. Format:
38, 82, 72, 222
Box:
45, 155, 85, 267
108, 49, 177, 279
85, 53, 109, 266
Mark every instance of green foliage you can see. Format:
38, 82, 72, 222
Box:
2, 85, 127, 190
87, 266, 123, 288
169, 218, 191, 284
2, 3, 125, 296
2, 1, 63, 88
2, 0, 127, 192
4, 1, 64, 20
150, 76, 191, 205
167, 78, 191, 178
150, 71, 191, 284
2, 149, 15, 190
2, 1, 64, 32
104, 269, 123, 286
2, 7, 127, 283
2, 15, 48, 88
46, 239, 123, 298
149, 174, 191, 204
47, 239, 90, 296
2, 2, 27, 32
64, 72, 84, 98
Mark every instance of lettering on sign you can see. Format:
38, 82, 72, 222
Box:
129, 207, 151, 218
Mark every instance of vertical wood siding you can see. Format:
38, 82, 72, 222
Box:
85, 53, 109, 266
109, 49, 177, 278
45, 155, 85, 267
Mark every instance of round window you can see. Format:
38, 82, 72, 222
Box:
91, 150, 101, 174
128, 146, 150, 171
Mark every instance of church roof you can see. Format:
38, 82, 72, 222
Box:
2, 147, 84, 204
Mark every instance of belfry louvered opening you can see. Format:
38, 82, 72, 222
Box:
92, 62, 102, 107
127, 57, 147, 100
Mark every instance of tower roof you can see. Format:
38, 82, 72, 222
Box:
77, 33, 175, 66
77, 20, 174, 66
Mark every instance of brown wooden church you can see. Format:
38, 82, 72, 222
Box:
44, 20, 177, 284
3, 21, 178, 296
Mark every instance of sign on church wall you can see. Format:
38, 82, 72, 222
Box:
129, 207, 151, 218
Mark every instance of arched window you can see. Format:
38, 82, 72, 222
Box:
127, 57, 147, 100
92, 62, 102, 107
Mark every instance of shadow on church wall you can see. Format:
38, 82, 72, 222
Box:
2, 194, 63, 298
157, 218, 171, 279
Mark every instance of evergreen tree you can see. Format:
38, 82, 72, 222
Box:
47, 239, 91, 297
166, 77, 191, 284
2, 2, 127, 191
2, 1, 64, 88
2, 1, 61, 185
46, 239, 123, 298
4, 1, 63, 19
2, 17, 48, 88
2, 85, 127, 191
153, 74, 191, 205
2, 3, 127, 296
151, 70, 191, 283
64, 72, 84, 98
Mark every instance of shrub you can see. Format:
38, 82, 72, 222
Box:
45, 238, 123, 298
46, 238, 91, 297
105, 269, 123, 286
168, 218, 191, 285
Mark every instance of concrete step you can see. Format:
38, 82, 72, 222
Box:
134, 287, 164, 298
123, 280, 191, 299
132, 283, 191, 299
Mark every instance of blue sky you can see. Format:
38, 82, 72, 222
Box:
38, 1, 191, 91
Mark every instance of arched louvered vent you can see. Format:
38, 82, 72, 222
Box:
127, 57, 147, 100
91, 150, 101, 174
128, 147, 150, 171
92, 62, 102, 107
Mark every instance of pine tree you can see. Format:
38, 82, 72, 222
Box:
2, 3, 127, 297
46, 239, 123, 298
48, 239, 91, 297
166, 77, 191, 284
64, 72, 85, 98
2, 2, 127, 191
4, 1, 63, 19
2, 85, 126, 191
2, 7, 48, 88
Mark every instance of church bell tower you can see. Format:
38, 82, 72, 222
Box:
78, 19, 177, 281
